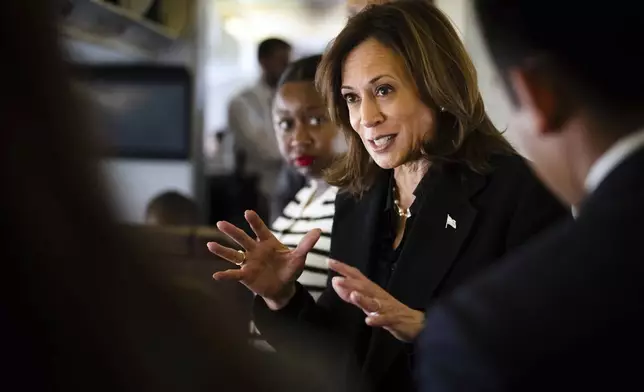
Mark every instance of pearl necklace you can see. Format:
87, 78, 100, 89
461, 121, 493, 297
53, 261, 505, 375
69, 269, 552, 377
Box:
392, 186, 411, 218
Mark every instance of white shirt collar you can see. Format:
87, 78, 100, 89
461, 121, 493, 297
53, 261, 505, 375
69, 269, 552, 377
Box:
571, 128, 644, 218
585, 128, 644, 194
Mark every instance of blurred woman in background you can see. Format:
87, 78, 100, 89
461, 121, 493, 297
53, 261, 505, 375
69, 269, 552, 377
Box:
270, 55, 344, 299
209, 2, 568, 391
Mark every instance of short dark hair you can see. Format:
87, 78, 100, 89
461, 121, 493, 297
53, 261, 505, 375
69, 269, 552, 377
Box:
145, 191, 199, 226
474, 0, 644, 111
257, 38, 291, 61
277, 54, 322, 88
317, 0, 514, 196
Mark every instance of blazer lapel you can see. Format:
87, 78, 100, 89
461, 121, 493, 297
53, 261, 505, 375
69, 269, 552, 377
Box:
328, 172, 390, 389
389, 165, 486, 308
364, 164, 486, 382
330, 172, 388, 275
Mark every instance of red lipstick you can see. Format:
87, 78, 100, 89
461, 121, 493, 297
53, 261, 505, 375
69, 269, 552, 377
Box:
294, 156, 315, 167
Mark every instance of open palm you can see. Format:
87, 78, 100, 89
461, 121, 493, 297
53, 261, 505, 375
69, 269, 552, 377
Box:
207, 210, 321, 302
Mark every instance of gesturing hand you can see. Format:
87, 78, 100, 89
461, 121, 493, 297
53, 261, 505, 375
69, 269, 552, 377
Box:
207, 210, 321, 310
328, 259, 425, 342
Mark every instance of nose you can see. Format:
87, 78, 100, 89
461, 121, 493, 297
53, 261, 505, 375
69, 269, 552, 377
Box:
359, 96, 384, 128
290, 123, 313, 147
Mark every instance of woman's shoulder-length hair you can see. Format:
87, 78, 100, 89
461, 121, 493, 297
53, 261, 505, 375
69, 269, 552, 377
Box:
316, 0, 515, 197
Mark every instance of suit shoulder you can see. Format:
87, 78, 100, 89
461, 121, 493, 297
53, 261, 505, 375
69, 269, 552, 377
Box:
484, 153, 555, 194
484, 153, 570, 223
333, 189, 359, 216
487, 153, 534, 180
333, 171, 389, 215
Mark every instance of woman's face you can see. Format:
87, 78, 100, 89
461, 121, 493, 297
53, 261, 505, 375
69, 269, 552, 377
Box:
341, 38, 436, 170
273, 81, 340, 178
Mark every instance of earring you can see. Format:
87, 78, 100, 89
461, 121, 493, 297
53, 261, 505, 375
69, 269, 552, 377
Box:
440, 106, 446, 112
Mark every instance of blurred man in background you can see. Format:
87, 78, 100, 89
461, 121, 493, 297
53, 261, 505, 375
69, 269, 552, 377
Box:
418, 1, 644, 390
227, 38, 292, 221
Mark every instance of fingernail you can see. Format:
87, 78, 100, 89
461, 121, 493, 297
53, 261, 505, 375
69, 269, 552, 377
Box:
327, 259, 336, 266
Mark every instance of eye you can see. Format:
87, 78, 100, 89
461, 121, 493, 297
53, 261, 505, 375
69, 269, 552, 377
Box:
343, 93, 359, 104
307, 116, 326, 127
276, 119, 293, 132
375, 84, 393, 97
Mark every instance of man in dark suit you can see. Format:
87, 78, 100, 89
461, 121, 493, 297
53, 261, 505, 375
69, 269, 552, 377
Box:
418, 1, 644, 391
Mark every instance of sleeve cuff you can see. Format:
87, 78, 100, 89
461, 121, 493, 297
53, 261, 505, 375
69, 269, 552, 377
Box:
252, 283, 310, 330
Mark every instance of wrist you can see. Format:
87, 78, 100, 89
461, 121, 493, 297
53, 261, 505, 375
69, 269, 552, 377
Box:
264, 283, 297, 311
409, 310, 426, 341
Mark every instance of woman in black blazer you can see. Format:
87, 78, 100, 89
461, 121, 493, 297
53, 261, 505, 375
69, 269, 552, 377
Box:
208, 2, 569, 391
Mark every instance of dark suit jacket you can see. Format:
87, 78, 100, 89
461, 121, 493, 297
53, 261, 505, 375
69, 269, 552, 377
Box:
417, 149, 644, 391
254, 154, 569, 392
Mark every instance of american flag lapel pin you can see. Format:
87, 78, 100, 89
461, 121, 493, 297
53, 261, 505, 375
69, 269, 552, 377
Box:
445, 214, 457, 229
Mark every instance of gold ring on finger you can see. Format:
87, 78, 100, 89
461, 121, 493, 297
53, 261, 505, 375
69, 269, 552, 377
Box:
236, 250, 247, 266
373, 298, 382, 313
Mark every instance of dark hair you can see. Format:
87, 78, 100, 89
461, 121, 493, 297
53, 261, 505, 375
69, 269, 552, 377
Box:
277, 54, 323, 88
317, 0, 514, 196
146, 191, 199, 226
473, 0, 644, 112
258, 38, 292, 61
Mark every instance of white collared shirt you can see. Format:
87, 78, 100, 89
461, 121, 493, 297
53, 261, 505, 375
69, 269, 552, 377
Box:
573, 128, 644, 217
585, 128, 644, 193
227, 80, 283, 195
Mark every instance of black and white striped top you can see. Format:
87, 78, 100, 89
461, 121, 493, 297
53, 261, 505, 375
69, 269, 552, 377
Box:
271, 181, 337, 300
